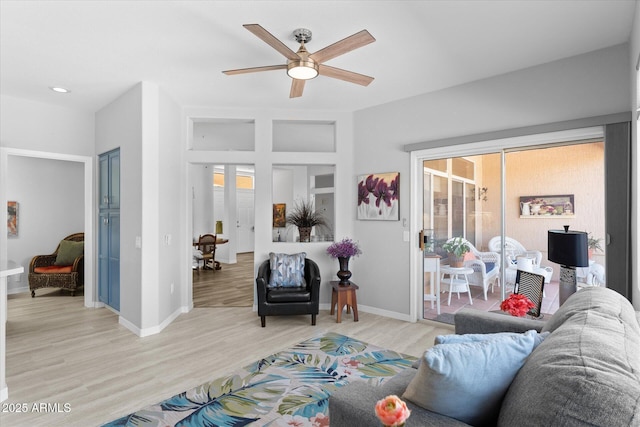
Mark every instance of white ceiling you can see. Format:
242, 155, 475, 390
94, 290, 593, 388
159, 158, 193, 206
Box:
0, 0, 636, 113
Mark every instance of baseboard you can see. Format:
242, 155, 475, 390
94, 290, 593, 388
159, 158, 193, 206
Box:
119, 305, 190, 337
318, 303, 413, 322
6, 284, 28, 295
0, 385, 8, 402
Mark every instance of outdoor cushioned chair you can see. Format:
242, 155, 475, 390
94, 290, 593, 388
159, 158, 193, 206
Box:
444, 237, 500, 300
29, 232, 84, 297
256, 252, 320, 327
488, 236, 543, 269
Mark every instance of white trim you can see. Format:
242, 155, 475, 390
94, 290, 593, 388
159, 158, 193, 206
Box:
317, 303, 413, 323
0, 148, 94, 309
410, 126, 604, 322
119, 305, 189, 337
412, 127, 603, 160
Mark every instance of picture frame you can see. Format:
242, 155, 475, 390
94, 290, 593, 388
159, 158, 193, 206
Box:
7, 201, 18, 236
273, 203, 286, 227
357, 172, 400, 221
519, 194, 575, 217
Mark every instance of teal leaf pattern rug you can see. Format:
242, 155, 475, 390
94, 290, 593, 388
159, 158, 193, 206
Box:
103, 332, 416, 427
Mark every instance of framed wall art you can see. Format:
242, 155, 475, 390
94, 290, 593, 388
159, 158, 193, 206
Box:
273, 203, 286, 227
7, 201, 18, 236
357, 172, 399, 221
519, 194, 575, 218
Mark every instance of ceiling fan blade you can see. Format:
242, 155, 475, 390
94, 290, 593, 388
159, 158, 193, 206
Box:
309, 30, 375, 64
290, 79, 305, 98
318, 64, 374, 86
223, 64, 287, 75
243, 24, 299, 61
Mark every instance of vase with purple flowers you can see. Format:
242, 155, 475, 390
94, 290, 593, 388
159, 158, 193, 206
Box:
326, 238, 362, 285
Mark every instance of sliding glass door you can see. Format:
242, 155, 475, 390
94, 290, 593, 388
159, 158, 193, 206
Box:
421, 141, 606, 322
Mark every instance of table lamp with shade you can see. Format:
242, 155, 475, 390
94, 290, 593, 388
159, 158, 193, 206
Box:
548, 226, 589, 305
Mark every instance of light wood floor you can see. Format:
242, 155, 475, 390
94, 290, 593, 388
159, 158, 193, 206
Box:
2, 288, 453, 427
193, 252, 254, 307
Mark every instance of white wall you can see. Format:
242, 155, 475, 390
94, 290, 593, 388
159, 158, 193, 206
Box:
0, 95, 94, 295
6, 157, 84, 292
354, 44, 632, 316
158, 89, 183, 324
0, 95, 95, 156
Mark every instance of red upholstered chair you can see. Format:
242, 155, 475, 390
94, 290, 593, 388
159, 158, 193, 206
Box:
29, 233, 84, 297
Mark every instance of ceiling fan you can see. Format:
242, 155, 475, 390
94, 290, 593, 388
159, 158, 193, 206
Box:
222, 24, 375, 98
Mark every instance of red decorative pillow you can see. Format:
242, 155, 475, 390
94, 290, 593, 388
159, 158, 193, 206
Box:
34, 265, 73, 274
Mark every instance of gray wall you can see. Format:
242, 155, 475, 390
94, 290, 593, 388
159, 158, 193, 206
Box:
95, 83, 144, 328
353, 44, 631, 315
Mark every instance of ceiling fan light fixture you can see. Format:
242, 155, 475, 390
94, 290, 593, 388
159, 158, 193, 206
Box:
287, 60, 319, 80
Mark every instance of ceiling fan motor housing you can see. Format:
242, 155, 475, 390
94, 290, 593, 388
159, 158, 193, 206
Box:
292, 28, 312, 43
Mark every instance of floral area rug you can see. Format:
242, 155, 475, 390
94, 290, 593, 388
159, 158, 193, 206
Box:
102, 332, 416, 427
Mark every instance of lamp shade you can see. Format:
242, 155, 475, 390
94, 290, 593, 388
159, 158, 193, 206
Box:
548, 229, 589, 267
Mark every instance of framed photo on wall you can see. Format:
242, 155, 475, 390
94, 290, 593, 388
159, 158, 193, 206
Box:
357, 172, 400, 220
273, 203, 286, 227
519, 194, 575, 217
7, 201, 18, 236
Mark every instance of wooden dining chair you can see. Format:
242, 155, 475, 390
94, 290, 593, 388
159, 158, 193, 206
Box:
197, 234, 218, 270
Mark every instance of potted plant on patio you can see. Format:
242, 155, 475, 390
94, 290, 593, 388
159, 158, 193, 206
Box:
286, 199, 327, 242
587, 233, 603, 260
442, 237, 470, 268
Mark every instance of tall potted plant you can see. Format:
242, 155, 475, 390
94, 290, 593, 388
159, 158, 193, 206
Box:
286, 199, 327, 242
442, 237, 470, 268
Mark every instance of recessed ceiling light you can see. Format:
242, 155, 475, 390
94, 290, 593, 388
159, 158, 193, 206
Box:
49, 86, 70, 93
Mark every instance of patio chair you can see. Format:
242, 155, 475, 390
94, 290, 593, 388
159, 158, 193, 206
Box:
489, 236, 551, 295
577, 262, 606, 288
488, 236, 542, 268
445, 238, 501, 300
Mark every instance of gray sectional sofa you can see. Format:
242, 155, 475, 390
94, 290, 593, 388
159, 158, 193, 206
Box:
329, 287, 640, 426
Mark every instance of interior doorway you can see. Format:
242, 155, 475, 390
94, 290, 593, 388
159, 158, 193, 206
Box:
0, 148, 94, 307
191, 163, 255, 307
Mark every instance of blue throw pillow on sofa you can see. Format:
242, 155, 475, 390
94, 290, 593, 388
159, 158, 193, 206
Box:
268, 252, 306, 288
403, 330, 546, 426
435, 330, 549, 347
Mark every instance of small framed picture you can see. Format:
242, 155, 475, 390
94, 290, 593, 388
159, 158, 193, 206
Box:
8, 201, 18, 236
273, 203, 286, 227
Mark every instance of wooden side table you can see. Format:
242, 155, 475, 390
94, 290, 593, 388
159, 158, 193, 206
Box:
330, 281, 359, 323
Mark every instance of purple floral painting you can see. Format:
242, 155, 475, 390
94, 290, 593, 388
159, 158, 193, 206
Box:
357, 172, 399, 220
